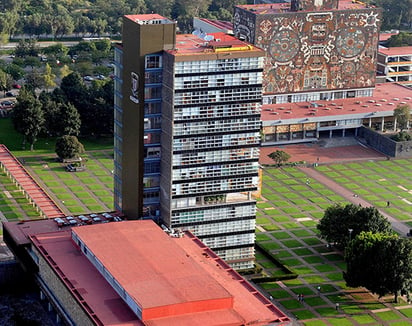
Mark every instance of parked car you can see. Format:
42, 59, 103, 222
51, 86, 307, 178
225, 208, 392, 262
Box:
5, 91, 15, 97
1, 100, 15, 107
66, 164, 86, 172
96, 74, 106, 80
83, 76, 94, 81
12, 83, 21, 89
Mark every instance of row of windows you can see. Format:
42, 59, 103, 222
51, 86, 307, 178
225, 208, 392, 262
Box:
173, 118, 260, 137
172, 177, 258, 196
173, 162, 259, 181
214, 246, 254, 261
171, 204, 256, 224
187, 219, 255, 237
173, 133, 260, 151
145, 101, 161, 115
173, 147, 260, 166
175, 72, 262, 89
174, 103, 260, 120
201, 232, 255, 250
175, 57, 264, 74
174, 88, 262, 105
265, 88, 374, 104
144, 132, 161, 145
170, 192, 253, 209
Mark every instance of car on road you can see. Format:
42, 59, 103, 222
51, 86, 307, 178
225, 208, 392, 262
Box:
83, 76, 94, 81
5, 91, 15, 97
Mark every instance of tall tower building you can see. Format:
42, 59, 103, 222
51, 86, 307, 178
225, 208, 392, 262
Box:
114, 14, 265, 269
233, 0, 382, 105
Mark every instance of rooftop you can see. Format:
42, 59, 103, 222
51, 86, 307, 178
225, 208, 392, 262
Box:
25, 220, 290, 325
166, 32, 264, 56
261, 83, 412, 123
236, 0, 374, 14
124, 14, 174, 24
379, 46, 412, 56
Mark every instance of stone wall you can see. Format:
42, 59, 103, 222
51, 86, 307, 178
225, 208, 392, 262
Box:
35, 247, 95, 326
358, 126, 412, 158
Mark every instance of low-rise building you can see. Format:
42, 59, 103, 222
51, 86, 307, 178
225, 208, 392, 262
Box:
2, 217, 292, 326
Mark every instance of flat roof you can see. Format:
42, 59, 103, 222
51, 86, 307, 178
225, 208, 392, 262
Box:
379, 46, 412, 56
195, 18, 233, 32
167, 32, 264, 57
236, 0, 374, 14
73, 221, 289, 325
2, 211, 124, 246
379, 32, 398, 42
261, 83, 412, 123
124, 14, 171, 21
30, 220, 290, 325
31, 230, 142, 326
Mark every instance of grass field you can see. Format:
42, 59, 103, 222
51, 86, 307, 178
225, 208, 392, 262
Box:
1, 118, 411, 324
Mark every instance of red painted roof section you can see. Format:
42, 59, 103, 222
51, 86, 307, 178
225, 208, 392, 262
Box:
72, 221, 290, 325
379, 33, 398, 41
0, 144, 65, 218
379, 46, 412, 56
261, 83, 412, 122
237, 0, 373, 13
31, 230, 142, 326
167, 33, 264, 56
124, 14, 169, 22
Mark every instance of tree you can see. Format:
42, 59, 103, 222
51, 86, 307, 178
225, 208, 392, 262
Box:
344, 231, 412, 302
11, 88, 45, 151
43, 63, 56, 91
317, 204, 392, 248
55, 135, 85, 160
394, 104, 411, 131
268, 150, 291, 166
391, 131, 412, 142
57, 103, 81, 136
0, 70, 12, 95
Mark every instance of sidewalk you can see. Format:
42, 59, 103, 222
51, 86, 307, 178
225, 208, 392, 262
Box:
301, 166, 411, 237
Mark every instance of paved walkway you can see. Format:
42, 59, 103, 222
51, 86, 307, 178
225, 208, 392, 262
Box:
0, 145, 65, 218
301, 166, 411, 236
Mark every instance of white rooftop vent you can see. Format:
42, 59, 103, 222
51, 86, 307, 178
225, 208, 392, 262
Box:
204, 35, 214, 42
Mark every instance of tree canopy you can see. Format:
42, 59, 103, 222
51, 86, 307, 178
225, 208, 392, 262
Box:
268, 150, 291, 166
317, 204, 392, 248
344, 231, 412, 302
394, 104, 411, 131
55, 135, 85, 160
11, 88, 45, 151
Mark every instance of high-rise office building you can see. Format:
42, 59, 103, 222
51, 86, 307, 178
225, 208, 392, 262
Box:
114, 14, 265, 269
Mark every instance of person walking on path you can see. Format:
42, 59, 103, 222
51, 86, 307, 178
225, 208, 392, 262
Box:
317, 286, 321, 295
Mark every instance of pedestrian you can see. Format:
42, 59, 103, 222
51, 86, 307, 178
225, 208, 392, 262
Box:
306, 178, 310, 185
387, 201, 390, 207
317, 286, 321, 295
269, 295, 273, 301
335, 303, 339, 310
297, 294, 302, 302
301, 294, 304, 302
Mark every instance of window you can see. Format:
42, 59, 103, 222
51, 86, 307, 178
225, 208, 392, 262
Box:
145, 55, 162, 69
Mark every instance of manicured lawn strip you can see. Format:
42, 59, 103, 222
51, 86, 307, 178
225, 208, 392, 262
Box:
350, 314, 377, 324
374, 310, 403, 321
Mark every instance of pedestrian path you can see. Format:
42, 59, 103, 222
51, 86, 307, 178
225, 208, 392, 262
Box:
300, 166, 411, 236
0, 145, 65, 219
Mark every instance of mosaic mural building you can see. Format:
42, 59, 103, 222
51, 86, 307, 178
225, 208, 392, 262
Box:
234, 0, 382, 105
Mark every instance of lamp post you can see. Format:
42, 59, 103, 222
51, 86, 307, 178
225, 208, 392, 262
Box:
348, 228, 353, 241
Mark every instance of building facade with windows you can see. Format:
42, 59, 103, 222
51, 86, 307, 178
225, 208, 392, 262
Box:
377, 46, 412, 87
233, 1, 382, 106
114, 15, 265, 269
